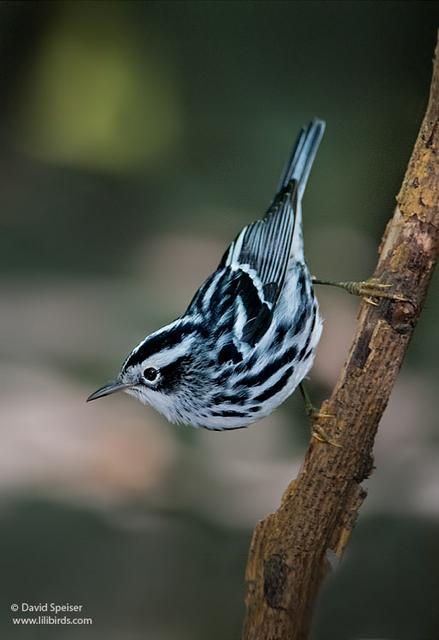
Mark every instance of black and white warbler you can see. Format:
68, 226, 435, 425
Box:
88, 119, 405, 430
88, 120, 325, 430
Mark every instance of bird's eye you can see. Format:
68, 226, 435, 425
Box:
143, 367, 159, 382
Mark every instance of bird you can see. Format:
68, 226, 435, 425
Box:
87, 120, 326, 431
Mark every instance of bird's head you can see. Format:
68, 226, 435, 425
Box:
87, 319, 200, 423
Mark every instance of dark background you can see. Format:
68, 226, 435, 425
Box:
0, 2, 438, 638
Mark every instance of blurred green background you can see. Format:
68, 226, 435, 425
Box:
0, 1, 438, 639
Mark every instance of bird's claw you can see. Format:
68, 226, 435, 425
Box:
311, 423, 342, 448
312, 276, 409, 305
308, 408, 341, 447
299, 384, 341, 447
310, 410, 334, 421
354, 278, 409, 305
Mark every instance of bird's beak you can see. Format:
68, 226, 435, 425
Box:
86, 380, 132, 402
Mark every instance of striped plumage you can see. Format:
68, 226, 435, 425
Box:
88, 120, 325, 431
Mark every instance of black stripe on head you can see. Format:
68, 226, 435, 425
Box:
157, 355, 193, 393
235, 344, 297, 389
125, 323, 197, 368
253, 366, 294, 403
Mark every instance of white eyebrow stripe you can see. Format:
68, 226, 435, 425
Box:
143, 335, 195, 368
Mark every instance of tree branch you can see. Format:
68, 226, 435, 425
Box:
242, 33, 439, 640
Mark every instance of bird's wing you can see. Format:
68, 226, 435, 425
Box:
220, 181, 299, 309
220, 119, 325, 308
185, 183, 298, 349
185, 264, 273, 348
186, 119, 325, 349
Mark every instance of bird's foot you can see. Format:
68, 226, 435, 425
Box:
311, 423, 342, 448
312, 277, 408, 306
343, 277, 409, 306
299, 383, 341, 447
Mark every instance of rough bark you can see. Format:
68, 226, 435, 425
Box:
242, 34, 439, 640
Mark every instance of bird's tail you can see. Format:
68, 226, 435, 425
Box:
278, 118, 325, 200
279, 119, 325, 263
